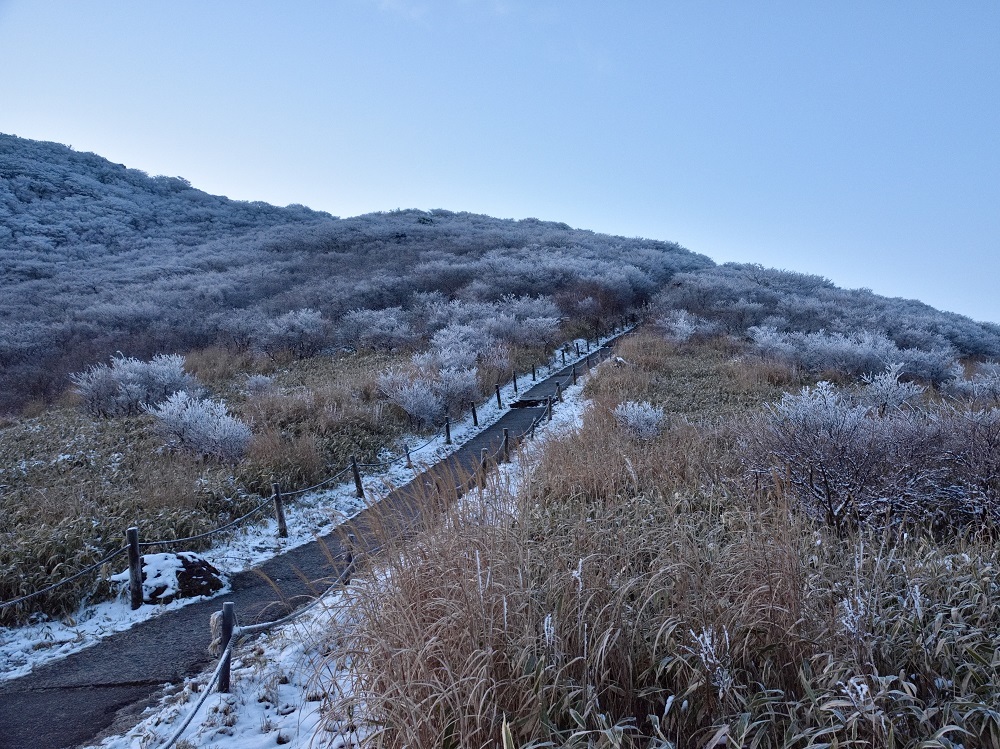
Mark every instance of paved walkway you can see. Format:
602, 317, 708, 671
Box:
0, 334, 622, 749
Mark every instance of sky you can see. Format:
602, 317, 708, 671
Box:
1, 1, 998, 322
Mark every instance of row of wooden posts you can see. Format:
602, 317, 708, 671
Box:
175, 332, 625, 707
124, 335, 608, 610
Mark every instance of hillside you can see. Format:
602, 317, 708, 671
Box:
3, 133, 1000, 415
0, 134, 711, 412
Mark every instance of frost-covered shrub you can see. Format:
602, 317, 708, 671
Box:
512, 316, 560, 346
435, 367, 480, 414
377, 369, 444, 428
857, 364, 925, 414
747, 327, 956, 383
654, 309, 717, 343
149, 391, 252, 463
429, 324, 495, 369
244, 374, 274, 396
483, 313, 557, 347
498, 295, 560, 321
71, 354, 200, 417
340, 307, 418, 351
942, 361, 1000, 405
656, 310, 698, 342
614, 400, 666, 440
748, 380, 1000, 532
261, 309, 329, 357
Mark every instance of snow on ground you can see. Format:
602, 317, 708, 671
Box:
0, 334, 617, 683
86, 373, 592, 749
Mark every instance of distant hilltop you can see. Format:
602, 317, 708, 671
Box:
2, 132, 998, 413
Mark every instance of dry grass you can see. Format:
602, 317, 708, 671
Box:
0, 349, 413, 623
583, 330, 798, 420
324, 331, 1000, 748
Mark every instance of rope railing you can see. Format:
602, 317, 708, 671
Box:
157, 636, 235, 749
0, 546, 129, 610
96, 327, 634, 746
280, 464, 353, 498
157, 553, 358, 749
137, 495, 276, 549
3, 323, 632, 618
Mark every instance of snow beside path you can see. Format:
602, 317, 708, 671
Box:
1, 333, 620, 684
86, 375, 591, 749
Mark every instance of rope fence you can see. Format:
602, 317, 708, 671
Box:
153, 341, 620, 747
0, 322, 632, 617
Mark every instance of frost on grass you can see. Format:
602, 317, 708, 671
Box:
614, 400, 666, 440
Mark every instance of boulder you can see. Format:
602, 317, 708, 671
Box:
140, 551, 225, 604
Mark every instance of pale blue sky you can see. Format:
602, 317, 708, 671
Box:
2, 1, 998, 321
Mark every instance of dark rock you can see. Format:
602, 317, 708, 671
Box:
141, 552, 225, 604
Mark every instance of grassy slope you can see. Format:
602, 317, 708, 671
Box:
326, 329, 1000, 749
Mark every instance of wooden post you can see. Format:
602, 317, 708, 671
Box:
341, 551, 355, 585
546, 396, 553, 422
480, 447, 490, 487
502, 428, 510, 463
531, 363, 536, 381
405, 446, 413, 469
561, 349, 566, 365
218, 601, 235, 693
445, 416, 452, 445
495, 383, 502, 409
512, 372, 518, 395
572, 364, 577, 386
126, 526, 142, 611
586, 338, 591, 353
272, 483, 288, 539
555, 381, 562, 402
470, 401, 478, 427
351, 456, 364, 499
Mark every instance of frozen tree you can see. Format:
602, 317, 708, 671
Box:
71, 353, 200, 417
377, 369, 444, 428
655, 309, 705, 343
857, 364, 925, 414
261, 309, 330, 357
435, 367, 480, 415
148, 391, 252, 463
340, 307, 417, 351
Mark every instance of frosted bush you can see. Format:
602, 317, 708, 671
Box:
749, 380, 1000, 531
149, 391, 252, 463
480, 343, 511, 373
244, 374, 274, 396
435, 367, 480, 414
72, 353, 200, 417
943, 361, 1000, 405
614, 400, 666, 440
340, 307, 417, 351
858, 364, 925, 414
656, 309, 707, 343
748, 327, 956, 383
429, 324, 495, 369
377, 369, 443, 427
498, 295, 560, 321
512, 316, 560, 346
484, 314, 520, 342
262, 308, 329, 357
